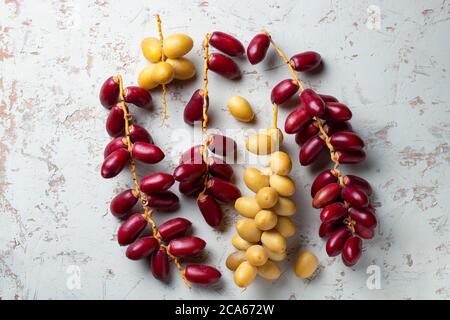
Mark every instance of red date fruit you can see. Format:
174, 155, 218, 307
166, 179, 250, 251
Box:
129, 125, 153, 144
132, 142, 165, 164
146, 191, 180, 211
140, 173, 175, 194
247, 33, 270, 65
104, 136, 127, 158
271, 79, 299, 104
158, 217, 192, 241
100, 76, 120, 108
349, 207, 377, 229
117, 213, 147, 246
110, 189, 139, 218
184, 89, 207, 126
326, 226, 352, 257
197, 193, 223, 227
295, 122, 319, 145
343, 175, 372, 196
289, 51, 321, 72
179, 177, 205, 197
151, 249, 170, 280
126, 237, 159, 260
208, 53, 241, 80
323, 121, 353, 135
208, 134, 237, 158
300, 135, 326, 166
101, 148, 130, 179
342, 236, 362, 266
124, 86, 152, 109
322, 103, 352, 122
184, 264, 221, 285
311, 169, 338, 197
342, 185, 369, 209
335, 150, 366, 164
180, 145, 204, 164
173, 163, 208, 183
209, 31, 245, 57
312, 183, 341, 209
319, 219, 344, 238
320, 202, 348, 223
106, 105, 125, 137
168, 237, 206, 257
319, 94, 339, 103
300, 89, 326, 117
354, 223, 375, 239
208, 157, 233, 181
284, 107, 312, 134
330, 132, 364, 151
207, 178, 241, 203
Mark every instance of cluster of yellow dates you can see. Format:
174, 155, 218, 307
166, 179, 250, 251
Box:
138, 34, 196, 90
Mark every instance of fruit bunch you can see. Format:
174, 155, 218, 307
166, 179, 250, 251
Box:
138, 15, 196, 122
228, 151, 300, 287
252, 31, 376, 267
183, 31, 243, 125
99, 75, 220, 286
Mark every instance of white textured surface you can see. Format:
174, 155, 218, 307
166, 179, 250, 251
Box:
1, 0, 449, 300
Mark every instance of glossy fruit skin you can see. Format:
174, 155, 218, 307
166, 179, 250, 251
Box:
158, 217, 192, 241
179, 177, 205, 197
312, 183, 342, 209
110, 189, 139, 218
330, 132, 365, 151
180, 145, 204, 164
319, 94, 339, 103
290, 51, 321, 72
311, 169, 338, 197
124, 86, 152, 109
349, 207, 377, 229
271, 79, 299, 104
323, 121, 352, 135
326, 226, 352, 257
343, 175, 372, 196
342, 236, 362, 266
300, 89, 326, 117
141, 37, 162, 63
208, 53, 241, 80
104, 136, 127, 158
247, 33, 270, 64
336, 150, 366, 164
140, 173, 175, 194
208, 134, 237, 158
322, 103, 352, 122
126, 237, 159, 260
146, 191, 180, 211
285, 107, 312, 134
168, 237, 206, 257
100, 76, 119, 108
106, 105, 125, 137
209, 31, 245, 56
151, 61, 174, 85
184, 89, 207, 126
294, 251, 318, 279
197, 194, 223, 227
320, 202, 348, 223
131, 142, 165, 164
151, 249, 170, 280
319, 219, 343, 238
295, 122, 319, 145
207, 178, 241, 203
101, 148, 130, 179
342, 185, 369, 209
227, 96, 254, 122
173, 163, 207, 183
117, 214, 148, 246
166, 57, 196, 80
129, 125, 153, 144
354, 223, 375, 239
208, 157, 233, 181
184, 265, 221, 285
299, 135, 326, 166
163, 34, 194, 59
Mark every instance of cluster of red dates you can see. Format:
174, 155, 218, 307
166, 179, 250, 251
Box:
174, 134, 241, 227
99, 76, 221, 285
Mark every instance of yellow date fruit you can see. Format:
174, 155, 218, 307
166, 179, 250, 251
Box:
294, 251, 318, 279
163, 34, 194, 59
243, 167, 269, 193
227, 96, 254, 122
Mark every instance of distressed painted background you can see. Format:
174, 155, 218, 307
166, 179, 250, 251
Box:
1, 0, 449, 300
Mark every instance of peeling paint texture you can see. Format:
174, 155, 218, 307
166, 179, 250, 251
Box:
0, 0, 449, 300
